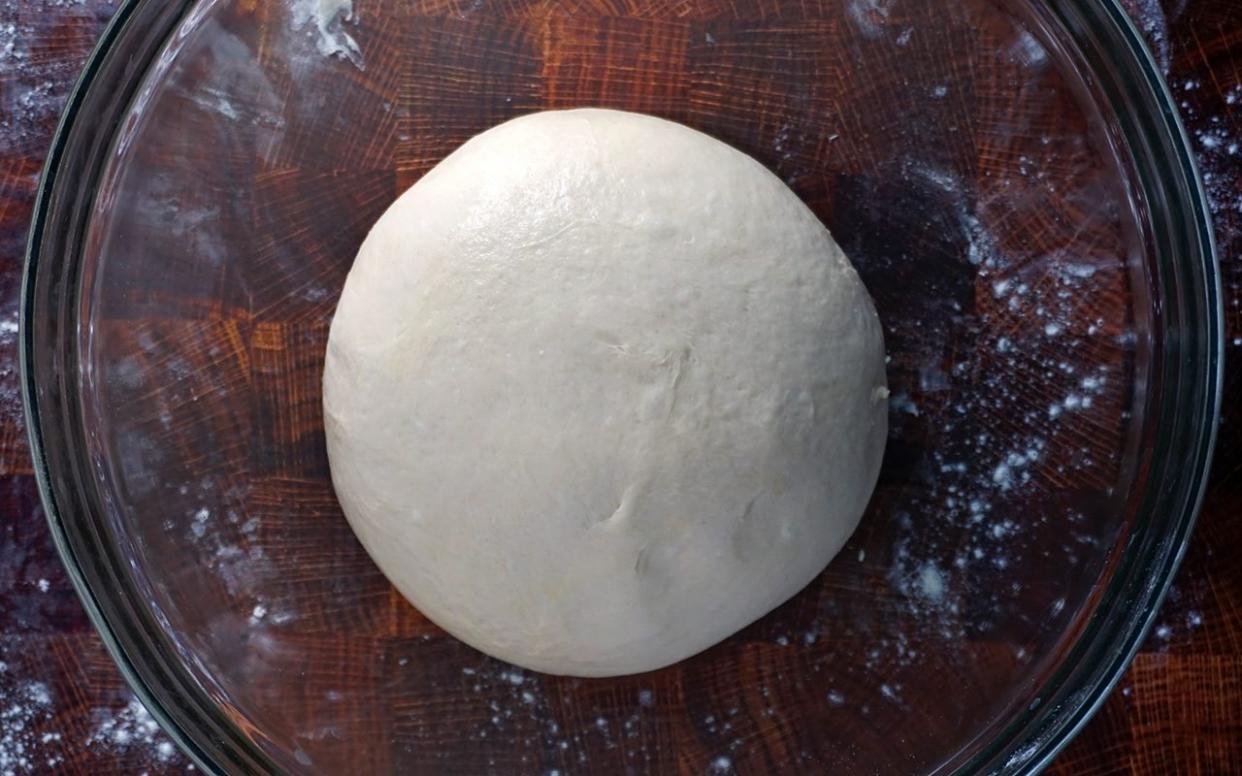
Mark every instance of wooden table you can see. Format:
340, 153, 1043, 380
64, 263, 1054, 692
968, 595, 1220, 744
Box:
0, 0, 1237, 773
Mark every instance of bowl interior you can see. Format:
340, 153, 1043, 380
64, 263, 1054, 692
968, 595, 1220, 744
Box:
66, 0, 1164, 771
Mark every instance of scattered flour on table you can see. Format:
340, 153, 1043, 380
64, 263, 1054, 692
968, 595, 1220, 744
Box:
0, 26, 70, 156
85, 697, 181, 765
0, 666, 189, 774
1175, 76, 1242, 366
0, 18, 65, 455
1128, 0, 1172, 73
1146, 581, 1209, 653
0, 23, 21, 63
0, 308, 21, 471
1180, 81, 1242, 220
0, 674, 59, 775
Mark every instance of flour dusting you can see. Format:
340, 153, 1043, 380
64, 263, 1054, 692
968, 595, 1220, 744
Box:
858, 147, 1128, 689
290, 0, 364, 70
1173, 74, 1241, 365
1184, 83, 1242, 219
1006, 29, 1049, 68
1128, 0, 1172, 73
0, 678, 58, 774
0, 21, 69, 156
2, 673, 182, 773
86, 698, 171, 760
0, 22, 23, 64
0, 306, 21, 473
845, 0, 893, 40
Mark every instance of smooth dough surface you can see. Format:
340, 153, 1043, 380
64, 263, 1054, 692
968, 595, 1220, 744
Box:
323, 109, 887, 677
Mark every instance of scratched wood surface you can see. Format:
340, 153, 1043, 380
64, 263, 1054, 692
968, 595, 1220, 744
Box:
0, 0, 1239, 774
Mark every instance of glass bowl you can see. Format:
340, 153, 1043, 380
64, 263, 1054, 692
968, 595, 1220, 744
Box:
23, 0, 1220, 773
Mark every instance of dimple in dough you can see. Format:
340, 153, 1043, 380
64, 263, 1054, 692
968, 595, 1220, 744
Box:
323, 109, 888, 677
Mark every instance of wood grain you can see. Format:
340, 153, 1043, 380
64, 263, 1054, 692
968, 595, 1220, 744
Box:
0, 0, 1238, 774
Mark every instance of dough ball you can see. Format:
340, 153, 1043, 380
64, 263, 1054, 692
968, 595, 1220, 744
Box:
323, 109, 887, 677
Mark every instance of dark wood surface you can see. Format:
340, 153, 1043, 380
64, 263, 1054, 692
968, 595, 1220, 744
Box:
0, 0, 1239, 774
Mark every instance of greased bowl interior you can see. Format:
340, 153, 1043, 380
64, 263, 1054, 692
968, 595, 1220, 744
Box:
23, 0, 1218, 773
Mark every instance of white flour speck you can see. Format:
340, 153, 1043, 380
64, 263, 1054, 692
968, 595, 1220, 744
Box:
1007, 29, 1049, 67
0, 23, 24, 64
916, 564, 945, 602
499, 670, 525, 686
889, 392, 920, 416
845, 0, 892, 39
991, 463, 1012, 489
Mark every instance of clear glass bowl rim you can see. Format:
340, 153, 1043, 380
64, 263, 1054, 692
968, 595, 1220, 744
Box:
20, 0, 1222, 773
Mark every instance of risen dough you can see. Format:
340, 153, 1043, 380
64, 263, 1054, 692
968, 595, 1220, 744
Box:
323, 109, 887, 677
